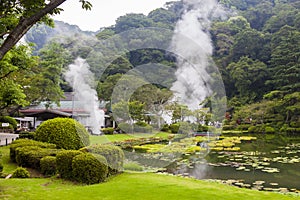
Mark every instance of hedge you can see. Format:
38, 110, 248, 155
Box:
35, 118, 90, 150
56, 150, 83, 180
10, 139, 56, 162
0, 116, 18, 129
80, 144, 124, 174
12, 167, 30, 178
15, 146, 60, 170
72, 153, 108, 184
18, 131, 35, 139
170, 123, 180, 133
40, 156, 57, 176
101, 127, 115, 135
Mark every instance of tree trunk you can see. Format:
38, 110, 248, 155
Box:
0, 0, 66, 61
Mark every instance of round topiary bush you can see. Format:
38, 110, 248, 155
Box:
12, 167, 30, 178
72, 153, 108, 184
0, 116, 18, 129
80, 144, 124, 174
56, 150, 83, 180
35, 118, 90, 150
40, 156, 57, 176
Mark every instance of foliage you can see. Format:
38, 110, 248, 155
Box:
15, 146, 59, 170
133, 122, 153, 133
123, 161, 144, 171
170, 123, 180, 134
18, 131, 36, 139
101, 127, 115, 135
10, 139, 56, 163
0, 116, 17, 129
40, 156, 57, 176
12, 167, 30, 178
80, 144, 124, 174
56, 150, 83, 180
35, 118, 90, 150
72, 153, 108, 184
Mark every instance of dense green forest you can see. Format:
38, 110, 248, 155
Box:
1, 0, 299, 133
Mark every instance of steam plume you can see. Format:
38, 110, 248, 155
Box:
64, 58, 105, 134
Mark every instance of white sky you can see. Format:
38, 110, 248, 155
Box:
53, 0, 173, 31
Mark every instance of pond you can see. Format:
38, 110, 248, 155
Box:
167, 134, 300, 192
124, 134, 300, 192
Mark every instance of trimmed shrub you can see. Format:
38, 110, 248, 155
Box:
0, 116, 18, 129
15, 146, 60, 170
72, 153, 108, 184
18, 131, 35, 139
160, 124, 170, 132
237, 124, 251, 131
101, 127, 115, 135
170, 123, 180, 133
117, 123, 133, 133
123, 161, 143, 171
56, 150, 83, 180
10, 139, 56, 162
265, 126, 275, 134
80, 144, 124, 174
133, 122, 153, 133
40, 156, 57, 176
222, 125, 235, 131
197, 124, 209, 132
35, 118, 90, 150
12, 167, 30, 178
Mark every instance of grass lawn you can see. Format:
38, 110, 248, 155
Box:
90, 132, 170, 145
1, 137, 299, 200
1, 173, 300, 200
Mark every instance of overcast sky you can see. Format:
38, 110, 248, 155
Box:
53, 0, 173, 31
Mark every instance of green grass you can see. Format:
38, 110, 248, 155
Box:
1, 173, 299, 200
0, 146, 17, 175
90, 132, 171, 145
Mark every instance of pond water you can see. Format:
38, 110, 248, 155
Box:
166, 134, 300, 192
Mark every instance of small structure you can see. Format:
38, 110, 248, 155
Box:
19, 92, 110, 130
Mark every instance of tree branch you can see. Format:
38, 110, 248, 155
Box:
0, 0, 67, 60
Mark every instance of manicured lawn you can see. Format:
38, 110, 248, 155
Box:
1, 173, 299, 200
0, 146, 17, 174
90, 132, 170, 145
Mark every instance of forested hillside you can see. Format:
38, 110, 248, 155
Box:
1, 0, 299, 133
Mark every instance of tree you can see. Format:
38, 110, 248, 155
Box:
227, 56, 269, 103
0, 44, 38, 114
114, 14, 154, 34
267, 25, 300, 93
0, 0, 92, 61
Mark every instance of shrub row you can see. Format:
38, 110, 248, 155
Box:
80, 144, 124, 174
10, 139, 56, 162
101, 127, 115, 135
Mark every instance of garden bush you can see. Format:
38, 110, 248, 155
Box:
197, 124, 209, 132
40, 156, 57, 176
117, 123, 133, 133
170, 123, 180, 133
0, 116, 18, 129
56, 150, 83, 180
133, 122, 152, 133
123, 161, 143, 171
15, 146, 60, 170
35, 118, 90, 150
12, 167, 30, 178
101, 127, 115, 135
265, 126, 275, 134
160, 124, 170, 132
72, 153, 108, 184
18, 131, 35, 139
10, 139, 56, 162
81, 144, 124, 174
237, 124, 251, 131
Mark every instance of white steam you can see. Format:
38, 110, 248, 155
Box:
170, 0, 225, 110
64, 58, 105, 134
